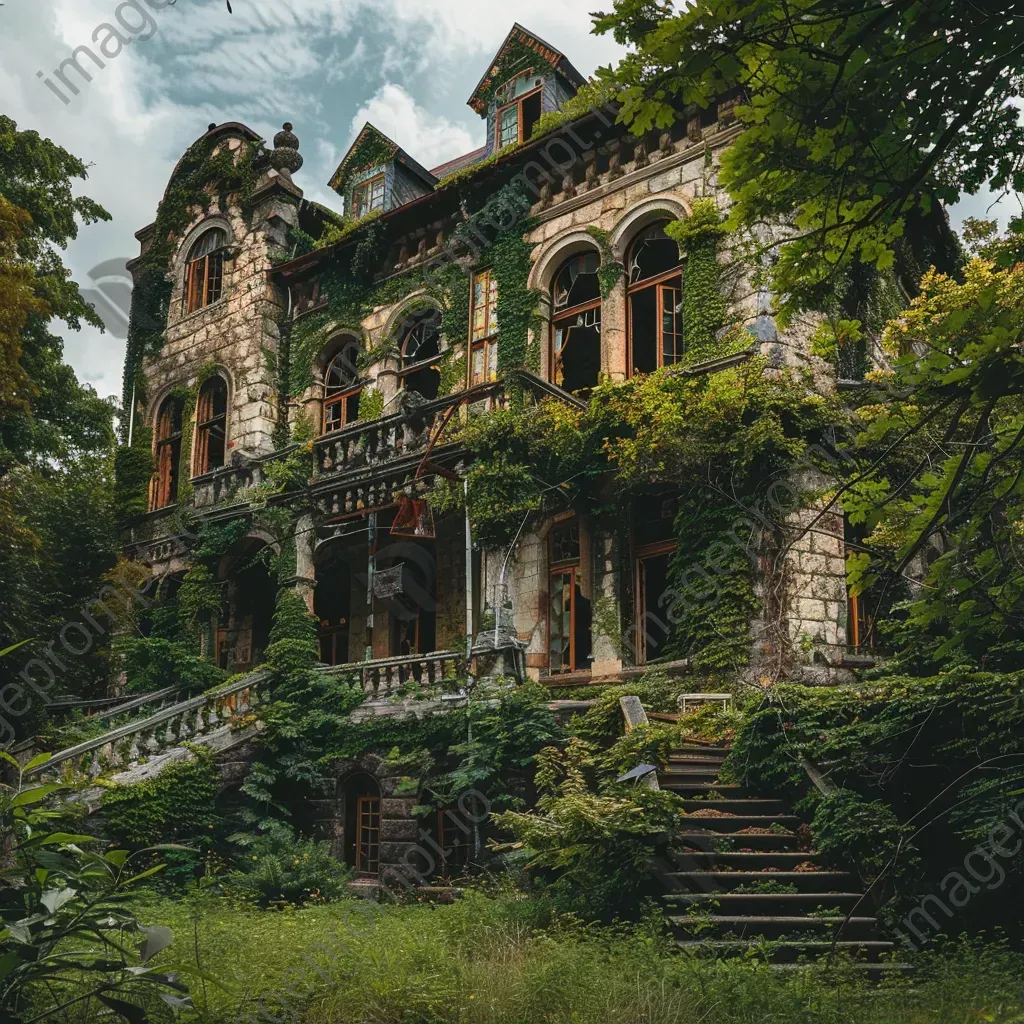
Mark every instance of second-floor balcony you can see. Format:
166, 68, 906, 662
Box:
313, 381, 503, 481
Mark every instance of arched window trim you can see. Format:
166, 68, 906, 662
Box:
625, 221, 685, 374
193, 374, 229, 477
153, 395, 184, 509
549, 250, 602, 395
322, 339, 364, 435
183, 227, 228, 315
398, 306, 444, 371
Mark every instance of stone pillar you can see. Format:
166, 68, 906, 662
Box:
590, 526, 624, 677
603, 277, 628, 381
291, 513, 317, 614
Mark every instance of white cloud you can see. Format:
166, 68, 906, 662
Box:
348, 83, 477, 170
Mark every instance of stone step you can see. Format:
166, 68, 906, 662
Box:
670, 746, 729, 760
668, 849, 824, 869
665, 754, 729, 768
670, 914, 879, 940
666, 870, 856, 893
677, 798, 788, 814
664, 782, 745, 795
675, 813, 801, 833
674, 939, 898, 963
676, 829, 805, 851
663, 892, 865, 914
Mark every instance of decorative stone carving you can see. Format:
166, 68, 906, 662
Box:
270, 121, 303, 180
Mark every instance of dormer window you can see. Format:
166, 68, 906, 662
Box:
353, 174, 386, 219
495, 75, 543, 149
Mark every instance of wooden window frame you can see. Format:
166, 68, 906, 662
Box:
322, 346, 363, 435
352, 173, 386, 219
626, 240, 685, 375
847, 590, 876, 654
547, 518, 583, 675
194, 377, 228, 477
634, 538, 677, 665
495, 85, 543, 150
551, 296, 602, 389
183, 232, 227, 315
356, 794, 381, 874
153, 398, 184, 510
469, 268, 499, 387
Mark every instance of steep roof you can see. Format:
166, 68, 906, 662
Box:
429, 146, 489, 179
328, 123, 437, 195
467, 23, 586, 116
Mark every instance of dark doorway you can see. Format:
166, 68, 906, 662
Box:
234, 545, 276, 667
315, 548, 352, 666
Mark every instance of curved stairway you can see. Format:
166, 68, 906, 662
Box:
658, 740, 908, 974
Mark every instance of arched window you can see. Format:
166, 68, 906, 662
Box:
550, 251, 602, 394
184, 228, 227, 314
399, 307, 443, 401
194, 376, 228, 475
323, 341, 363, 434
627, 221, 684, 374
154, 395, 184, 509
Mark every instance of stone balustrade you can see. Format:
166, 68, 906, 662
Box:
26, 672, 270, 783
314, 383, 502, 480
323, 651, 465, 702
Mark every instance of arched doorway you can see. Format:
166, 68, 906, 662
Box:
220, 539, 278, 670
342, 773, 381, 875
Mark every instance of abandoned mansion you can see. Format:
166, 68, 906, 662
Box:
119, 22, 869, 722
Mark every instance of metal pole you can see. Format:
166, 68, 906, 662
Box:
464, 478, 474, 663
127, 382, 137, 447
365, 511, 377, 661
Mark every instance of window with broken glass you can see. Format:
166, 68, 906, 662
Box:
352, 173, 386, 219
494, 75, 543, 148
470, 268, 499, 386
627, 221, 684, 374
322, 341, 363, 434
399, 307, 443, 401
551, 251, 602, 395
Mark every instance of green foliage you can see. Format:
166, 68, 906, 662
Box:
0, 752, 195, 1022
811, 788, 912, 881
473, 37, 556, 110
493, 738, 682, 920
585, 226, 626, 299
532, 78, 620, 139
113, 426, 154, 521
665, 200, 731, 364
356, 386, 384, 422
593, 0, 996, 315
103, 746, 219, 847
224, 831, 352, 908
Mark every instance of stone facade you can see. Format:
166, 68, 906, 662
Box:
121, 22, 863, 877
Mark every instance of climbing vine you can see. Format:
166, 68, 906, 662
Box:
586, 226, 626, 298
471, 37, 557, 112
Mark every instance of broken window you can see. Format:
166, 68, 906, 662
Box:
352, 174, 386, 219
470, 268, 499, 386
551, 251, 602, 395
399, 307, 443, 401
195, 375, 228, 475
323, 341, 363, 434
153, 395, 184, 509
844, 517, 876, 654
548, 516, 592, 674
495, 81, 543, 148
183, 227, 226, 314
628, 222, 684, 373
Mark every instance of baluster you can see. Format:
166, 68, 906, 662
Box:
175, 710, 191, 743
144, 728, 160, 756
127, 731, 142, 764
88, 751, 103, 779
237, 688, 251, 715
419, 659, 430, 687
206, 701, 220, 730
193, 706, 207, 737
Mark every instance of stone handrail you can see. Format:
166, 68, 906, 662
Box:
321, 651, 464, 701
314, 382, 502, 479
27, 671, 270, 782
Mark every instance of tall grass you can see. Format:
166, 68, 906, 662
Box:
82, 892, 1024, 1023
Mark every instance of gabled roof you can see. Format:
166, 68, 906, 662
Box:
467, 23, 586, 116
328, 123, 437, 195
429, 146, 488, 179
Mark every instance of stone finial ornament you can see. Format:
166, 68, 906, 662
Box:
271, 121, 303, 178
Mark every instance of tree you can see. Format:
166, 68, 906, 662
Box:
0, 116, 118, 716
593, 0, 1021, 315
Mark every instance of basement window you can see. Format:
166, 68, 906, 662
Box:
551, 252, 602, 395
628, 222, 684, 374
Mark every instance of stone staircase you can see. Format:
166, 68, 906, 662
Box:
657, 740, 907, 973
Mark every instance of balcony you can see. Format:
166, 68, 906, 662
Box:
313, 381, 503, 482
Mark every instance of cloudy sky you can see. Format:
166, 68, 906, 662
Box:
1, 0, 627, 402
1, 0, 1016, 405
